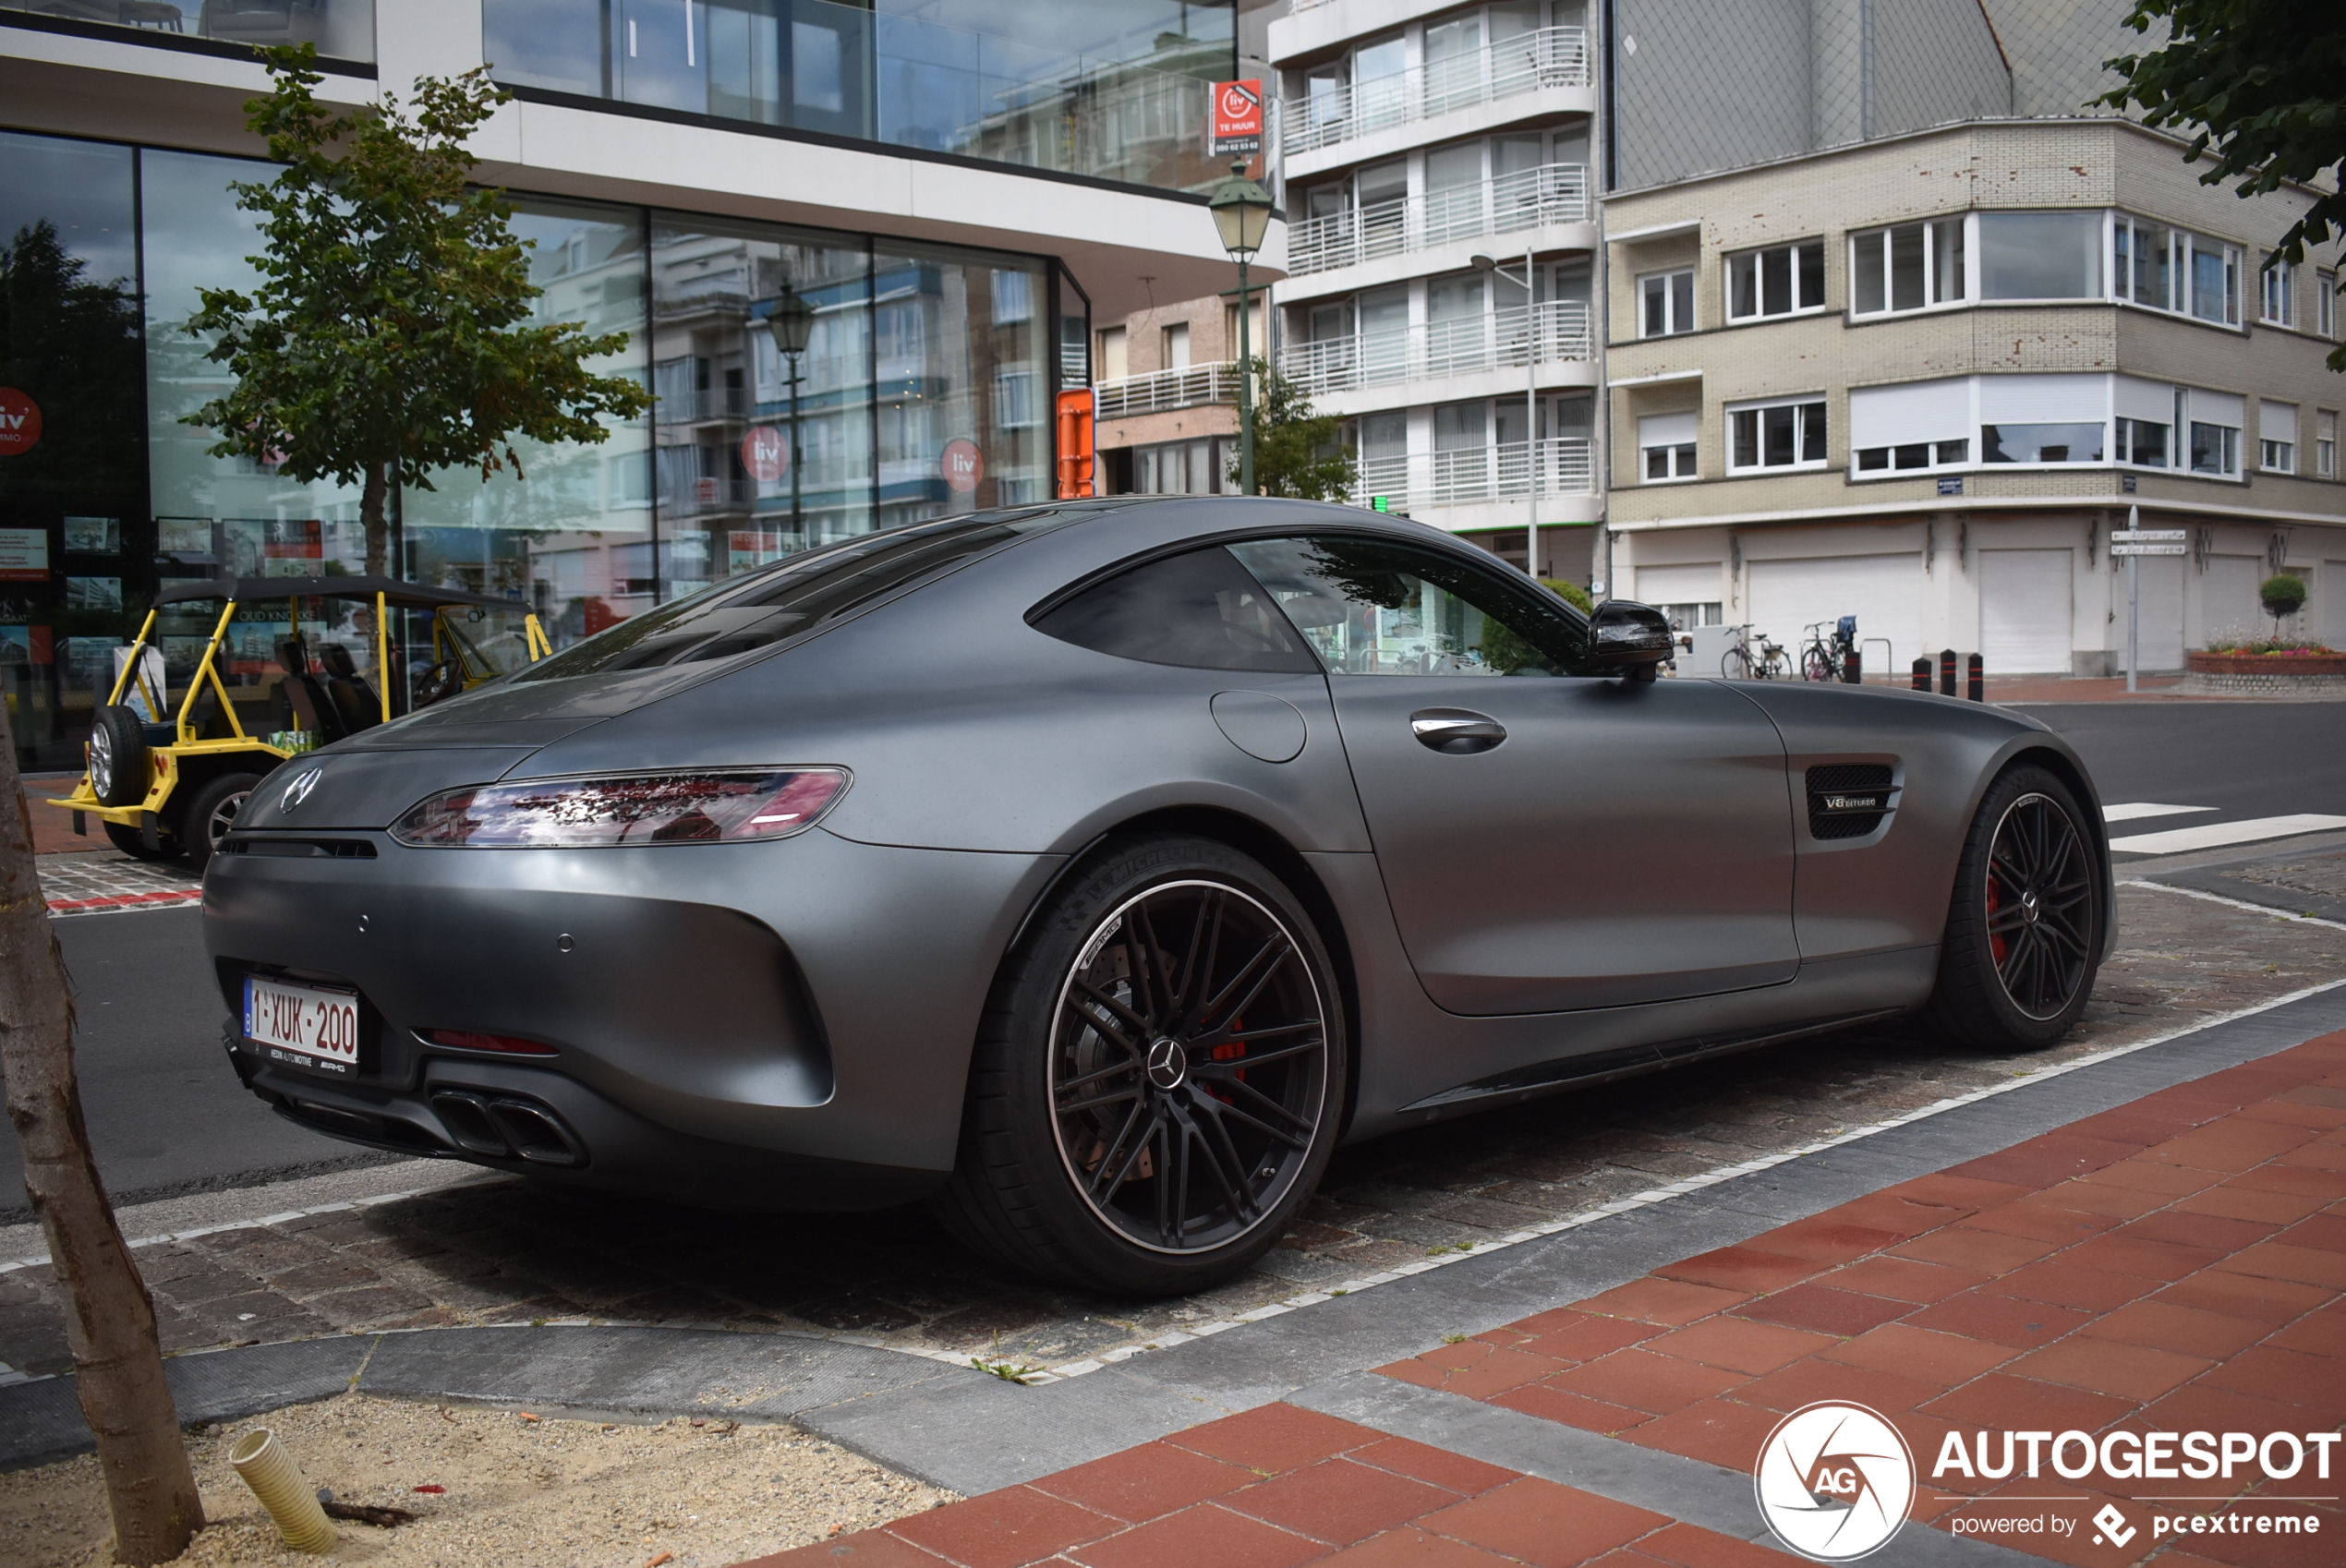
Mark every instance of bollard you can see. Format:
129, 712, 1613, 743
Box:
227, 1429, 338, 1552
1844, 649, 1863, 684
1938, 648, 1957, 695
1910, 657, 1931, 691
1967, 653, 1984, 702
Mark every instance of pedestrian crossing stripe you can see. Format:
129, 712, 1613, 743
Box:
2108, 814, 2346, 856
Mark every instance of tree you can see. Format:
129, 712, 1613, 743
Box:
1, 709, 204, 1564
2259, 571, 2306, 636
186, 46, 651, 581
1228, 359, 1358, 501
2101, 1, 2346, 370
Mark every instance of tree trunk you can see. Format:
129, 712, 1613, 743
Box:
0, 707, 204, 1564
360, 460, 390, 579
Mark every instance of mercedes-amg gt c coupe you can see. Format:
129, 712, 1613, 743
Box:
206, 498, 2111, 1294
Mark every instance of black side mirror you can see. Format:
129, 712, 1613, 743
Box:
1587, 599, 1675, 681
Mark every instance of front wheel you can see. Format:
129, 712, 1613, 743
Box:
934, 835, 1347, 1295
1923, 766, 2104, 1050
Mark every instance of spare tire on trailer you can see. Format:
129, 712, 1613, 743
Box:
88, 705, 149, 807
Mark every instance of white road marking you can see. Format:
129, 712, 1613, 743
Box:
2118, 880, 2346, 932
2102, 802, 2218, 823
2108, 814, 2346, 856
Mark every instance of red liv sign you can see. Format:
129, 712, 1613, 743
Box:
0, 387, 42, 456
741, 425, 789, 483
941, 438, 984, 493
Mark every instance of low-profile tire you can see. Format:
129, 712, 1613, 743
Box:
179, 771, 264, 874
934, 834, 1348, 1296
1924, 764, 2104, 1051
88, 704, 148, 806
102, 818, 178, 861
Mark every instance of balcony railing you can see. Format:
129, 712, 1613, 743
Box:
1351, 438, 1595, 511
1280, 302, 1593, 397
1288, 164, 1589, 276
1094, 362, 1241, 418
1283, 28, 1590, 155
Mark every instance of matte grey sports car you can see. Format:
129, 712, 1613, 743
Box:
207, 498, 2113, 1294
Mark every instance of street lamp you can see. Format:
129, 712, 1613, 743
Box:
1472, 246, 1541, 579
1208, 158, 1274, 496
765, 284, 816, 535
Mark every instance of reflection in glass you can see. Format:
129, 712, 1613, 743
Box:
1978, 211, 2102, 300
875, 243, 1045, 525
0, 0, 374, 58
1980, 423, 2105, 464
1229, 537, 1587, 677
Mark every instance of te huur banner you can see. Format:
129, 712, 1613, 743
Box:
1211, 79, 1263, 157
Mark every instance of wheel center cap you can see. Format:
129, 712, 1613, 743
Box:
1145, 1037, 1189, 1091
2021, 889, 2041, 924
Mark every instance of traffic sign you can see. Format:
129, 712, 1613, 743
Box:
2110, 543, 2186, 555
2110, 528, 2185, 542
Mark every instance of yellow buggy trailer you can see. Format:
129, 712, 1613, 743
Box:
47, 575, 549, 871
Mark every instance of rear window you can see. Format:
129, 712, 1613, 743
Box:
1032, 547, 1320, 673
517, 510, 1069, 681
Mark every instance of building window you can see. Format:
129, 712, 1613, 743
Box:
995, 368, 1038, 429
2116, 418, 2169, 467
1854, 440, 1969, 472
2259, 401, 2297, 473
1638, 411, 1697, 480
1727, 398, 1827, 471
1724, 241, 1825, 320
1162, 323, 1191, 370
2189, 420, 2240, 476
2113, 215, 2241, 324
2319, 410, 2339, 478
1978, 211, 2102, 300
1639, 269, 1694, 337
2319, 271, 2338, 339
2260, 259, 2295, 327
1850, 218, 1965, 315
1982, 424, 2104, 464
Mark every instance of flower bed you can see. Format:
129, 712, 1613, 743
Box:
2187, 649, 2346, 676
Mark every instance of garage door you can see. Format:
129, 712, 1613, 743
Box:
2328, 563, 2346, 651
2117, 554, 2184, 671
2203, 556, 2261, 644
1747, 554, 1923, 675
1978, 549, 2074, 674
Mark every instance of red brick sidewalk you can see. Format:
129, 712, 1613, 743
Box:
750, 1033, 2346, 1568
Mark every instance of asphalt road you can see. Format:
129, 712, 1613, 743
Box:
6, 699, 2341, 1222
0, 908, 395, 1226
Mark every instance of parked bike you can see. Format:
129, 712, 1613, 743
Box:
1800, 616, 1858, 682
1721, 624, 1791, 680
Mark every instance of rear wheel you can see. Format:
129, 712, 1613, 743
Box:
88, 705, 148, 807
1924, 765, 2103, 1050
102, 818, 178, 861
179, 771, 264, 874
935, 835, 1347, 1295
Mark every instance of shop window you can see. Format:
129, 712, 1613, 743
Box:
1724, 241, 1825, 320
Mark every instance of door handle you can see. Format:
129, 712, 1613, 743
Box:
1410, 708, 1506, 754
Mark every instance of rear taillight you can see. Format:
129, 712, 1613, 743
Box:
420, 1030, 558, 1055
390, 768, 849, 849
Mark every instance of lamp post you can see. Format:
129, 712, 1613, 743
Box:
765, 284, 815, 536
1208, 158, 1274, 496
1472, 244, 1541, 578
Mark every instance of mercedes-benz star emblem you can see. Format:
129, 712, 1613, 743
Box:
1145, 1038, 1189, 1091
280, 766, 325, 811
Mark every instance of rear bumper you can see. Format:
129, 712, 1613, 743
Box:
204, 827, 1061, 1194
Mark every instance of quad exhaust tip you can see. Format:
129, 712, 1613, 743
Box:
428, 1090, 586, 1166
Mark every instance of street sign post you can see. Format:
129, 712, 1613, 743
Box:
2113, 512, 2189, 693
2109, 544, 2186, 554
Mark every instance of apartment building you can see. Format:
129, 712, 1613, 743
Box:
1604, 116, 2346, 675
0, 0, 1252, 766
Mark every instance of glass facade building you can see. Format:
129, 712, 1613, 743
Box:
0, 125, 1062, 767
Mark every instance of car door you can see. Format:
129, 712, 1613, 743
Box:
1231, 535, 1798, 1016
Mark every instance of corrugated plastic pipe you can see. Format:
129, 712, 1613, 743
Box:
226, 1428, 338, 1551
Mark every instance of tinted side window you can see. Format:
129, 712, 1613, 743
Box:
1228, 536, 1590, 676
1033, 547, 1320, 672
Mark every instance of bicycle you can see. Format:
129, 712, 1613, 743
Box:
1799, 617, 1857, 682
1721, 625, 1791, 680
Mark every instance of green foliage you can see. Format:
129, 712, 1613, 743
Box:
1229, 359, 1357, 500
185, 46, 650, 574
2259, 573, 2307, 616
1480, 577, 1594, 674
1538, 576, 1593, 613
2202, 632, 2332, 654
2100, 1, 2346, 371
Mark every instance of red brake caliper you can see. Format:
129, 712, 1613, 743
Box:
1986, 876, 2007, 967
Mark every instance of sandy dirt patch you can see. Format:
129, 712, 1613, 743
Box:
0, 1392, 952, 1567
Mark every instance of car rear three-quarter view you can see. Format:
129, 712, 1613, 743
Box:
205, 496, 2115, 1296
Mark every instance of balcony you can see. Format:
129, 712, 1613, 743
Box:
1280, 302, 1594, 398
1094, 362, 1241, 419
1288, 164, 1589, 277
1354, 437, 1596, 511
1282, 28, 1590, 157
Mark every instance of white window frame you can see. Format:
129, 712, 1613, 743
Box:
2114, 417, 2171, 469
2112, 212, 2243, 327
2261, 435, 2296, 473
1723, 240, 1827, 323
2319, 410, 2339, 479
2260, 258, 2296, 327
2319, 270, 2339, 339
2188, 420, 2240, 477
2260, 402, 2298, 474
1725, 395, 1828, 473
1639, 268, 1695, 338
1848, 216, 1967, 318
1638, 411, 1699, 482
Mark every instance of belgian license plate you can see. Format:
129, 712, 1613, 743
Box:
244, 975, 361, 1074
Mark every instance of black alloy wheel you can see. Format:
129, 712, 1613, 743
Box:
1048, 878, 1330, 1256
936, 835, 1347, 1295
1984, 791, 2097, 1019
1926, 765, 2104, 1050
